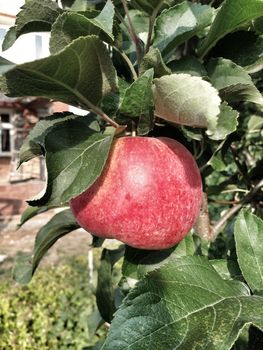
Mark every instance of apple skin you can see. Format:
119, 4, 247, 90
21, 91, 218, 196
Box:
70, 136, 202, 250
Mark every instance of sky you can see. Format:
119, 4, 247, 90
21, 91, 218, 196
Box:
0, 1, 25, 16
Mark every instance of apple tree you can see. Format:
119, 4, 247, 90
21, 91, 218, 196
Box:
1, 0, 263, 348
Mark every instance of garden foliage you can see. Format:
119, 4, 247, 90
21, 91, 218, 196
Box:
0, 257, 105, 350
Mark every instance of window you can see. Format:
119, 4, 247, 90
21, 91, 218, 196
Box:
0, 111, 14, 155
0, 28, 6, 46
35, 35, 43, 59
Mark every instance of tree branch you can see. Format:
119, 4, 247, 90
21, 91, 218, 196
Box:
211, 178, 263, 239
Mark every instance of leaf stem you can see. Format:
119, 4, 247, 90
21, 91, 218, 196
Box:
76, 92, 120, 128
145, 3, 163, 53
113, 47, 138, 81
89, 103, 120, 128
211, 178, 263, 238
121, 0, 143, 67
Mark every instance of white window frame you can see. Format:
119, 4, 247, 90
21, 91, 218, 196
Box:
0, 108, 15, 156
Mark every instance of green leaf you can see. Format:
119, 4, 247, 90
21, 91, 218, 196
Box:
102, 256, 263, 350
13, 209, 79, 284
154, 73, 221, 131
101, 78, 129, 118
0, 57, 16, 75
123, 246, 176, 280
17, 205, 50, 229
210, 259, 243, 281
28, 118, 115, 207
70, 0, 89, 11
153, 1, 213, 59
2, 26, 17, 51
96, 247, 125, 323
50, 0, 115, 54
122, 234, 196, 279
130, 0, 158, 15
84, 338, 105, 350
120, 69, 154, 135
3, 0, 62, 50
254, 16, 263, 34
209, 152, 226, 172
12, 252, 34, 285
207, 58, 263, 105
91, 0, 115, 38
1, 35, 118, 108
235, 210, 263, 293
130, 0, 172, 15
96, 249, 117, 323
139, 47, 171, 78
208, 102, 239, 140
248, 114, 263, 133
210, 31, 263, 74
168, 56, 208, 78
18, 112, 99, 166
198, 0, 263, 57
120, 9, 148, 62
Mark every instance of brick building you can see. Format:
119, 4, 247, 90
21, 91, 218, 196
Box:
0, 3, 70, 218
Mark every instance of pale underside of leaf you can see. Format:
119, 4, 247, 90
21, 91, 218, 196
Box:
154, 73, 221, 131
207, 102, 239, 140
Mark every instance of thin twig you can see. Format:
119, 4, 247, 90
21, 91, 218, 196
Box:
145, 3, 163, 53
121, 0, 143, 67
211, 178, 263, 238
113, 47, 138, 81
115, 7, 129, 31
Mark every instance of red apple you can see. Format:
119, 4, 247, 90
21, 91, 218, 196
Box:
70, 136, 202, 250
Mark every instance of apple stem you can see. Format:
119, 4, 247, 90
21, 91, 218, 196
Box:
131, 121, 137, 136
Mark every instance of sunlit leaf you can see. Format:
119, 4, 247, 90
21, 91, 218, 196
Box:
153, 1, 213, 59
0, 36, 118, 109
102, 256, 263, 350
50, 0, 115, 53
